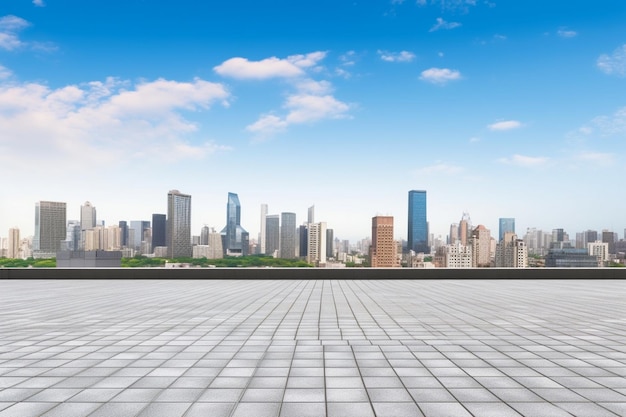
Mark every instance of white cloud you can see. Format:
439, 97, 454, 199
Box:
413, 163, 464, 176
419, 67, 461, 84
584, 106, 626, 136
378, 50, 415, 63
214, 52, 327, 79
557, 28, 577, 38
498, 154, 549, 167
417, 0, 477, 12
33, 0, 45, 6
597, 44, 626, 76
0, 77, 231, 167
0, 15, 30, 51
574, 152, 614, 165
246, 93, 350, 137
487, 120, 522, 131
429, 18, 461, 32
0, 65, 11, 79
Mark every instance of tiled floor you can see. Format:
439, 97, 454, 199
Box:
0, 279, 624, 417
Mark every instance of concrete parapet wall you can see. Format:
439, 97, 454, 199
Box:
1, 268, 625, 280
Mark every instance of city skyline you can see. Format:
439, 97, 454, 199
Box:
1, 1, 626, 241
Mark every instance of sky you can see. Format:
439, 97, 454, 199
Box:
1, 0, 626, 244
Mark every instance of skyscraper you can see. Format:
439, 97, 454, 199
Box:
34, 201, 67, 254
8, 228, 20, 259
308, 205, 315, 224
152, 213, 166, 251
221, 192, 249, 256
470, 225, 491, 267
498, 218, 515, 242
118, 221, 128, 248
265, 215, 280, 256
407, 190, 429, 254
370, 216, 399, 267
80, 201, 97, 231
166, 190, 192, 258
130, 220, 150, 252
259, 204, 268, 254
280, 212, 297, 259
459, 212, 471, 246
306, 222, 326, 266
326, 228, 334, 259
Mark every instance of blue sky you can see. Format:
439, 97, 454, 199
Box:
1, 0, 625, 244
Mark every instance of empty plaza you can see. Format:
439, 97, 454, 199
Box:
0, 279, 625, 416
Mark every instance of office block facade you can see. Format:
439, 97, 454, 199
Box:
34, 201, 67, 254
280, 212, 297, 259
407, 190, 429, 254
166, 190, 192, 258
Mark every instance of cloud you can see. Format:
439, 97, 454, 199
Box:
33, 0, 45, 6
246, 93, 350, 137
0, 77, 231, 167
214, 52, 326, 80
419, 67, 461, 84
416, 0, 478, 12
0, 15, 30, 50
573, 152, 614, 166
413, 163, 464, 176
487, 120, 522, 131
429, 17, 461, 32
378, 50, 415, 63
498, 154, 549, 167
580, 106, 626, 136
557, 28, 577, 38
0, 65, 12, 79
597, 44, 626, 76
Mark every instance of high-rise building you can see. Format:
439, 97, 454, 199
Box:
308, 205, 315, 224
459, 212, 471, 246
588, 241, 609, 267
407, 190, 429, 254
265, 215, 280, 257
498, 218, 515, 242
200, 225, 210, 246
306, 222, 326, 266
370, 216, 399, 267
166, 190, 192, 258
449, 223, 458, 245
470, 225, 491, 267
130, 220, 150, 252
298, 224, 308, 257
221, 192, 249, 256
8, 228, 20, 259
64, 220, 81, 251
34, 201, 67, 254
259, 204, 268, 254
326, 228, 334, 259
118, 221, 128, 247
436, 242, 472, 268
80, 201, 97, 231
280, 212, 297, 259
495, 232, 527, 268
602, 230, 617, 254
152, 214, 166, 251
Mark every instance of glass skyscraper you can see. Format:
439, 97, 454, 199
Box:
34, 201, 67, 254
407, 190, 429, 254
498, 217, 515, 242
166, 190, 192, 258
152, 213, 166, 250
221, 192, 249, 256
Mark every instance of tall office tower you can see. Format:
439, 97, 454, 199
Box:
130, 220, 150, 251
449, 223, 458, 245
459, 212, 471, 246
64, 220, 81, 251
306, 222, 327, 266
498, 218, 515, 242
553, 228, 565, 242
584, 230, 598, 247
151, 214, 166, 251
80, 201, 97, 230
308, 205, 315, 224
326, 228, 334, 259
118, 221, 128, 247
470, 225, 491, 267
588, 241, 609, 266
370, 216, 399, 267
34, 201, 67, 254
107, 225, 121, 250
280, 212, 297, 259
265, 215, 280, 256
221, 192, 249, 256
298, 225, 308, 257
200, 225, 210, 245
166, 190, 192, 258
602, 230, 617, 254
407, 190, 429, 254
8, 228, 20, 258
259, 204, 268, 254
495, 232, 527, 268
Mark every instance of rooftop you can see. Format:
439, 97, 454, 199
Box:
0, 279, 624, 416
